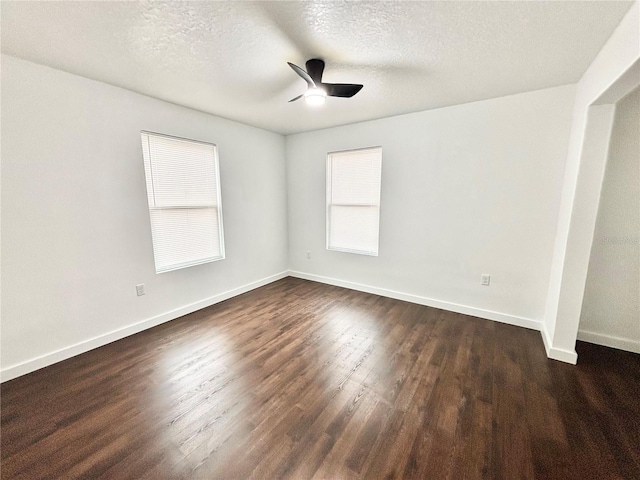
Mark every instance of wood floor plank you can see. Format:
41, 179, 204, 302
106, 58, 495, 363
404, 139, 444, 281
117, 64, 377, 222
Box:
2, 277, 639, 479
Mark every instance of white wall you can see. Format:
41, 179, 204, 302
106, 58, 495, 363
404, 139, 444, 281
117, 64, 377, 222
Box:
579, 87, 640, 353
286, 85, 576, 328
4, 3, 636, 378
543, 2, 640, 363
1, 55, 289, 380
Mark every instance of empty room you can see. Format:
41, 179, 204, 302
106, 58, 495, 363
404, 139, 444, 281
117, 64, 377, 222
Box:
1, 1, 639, 479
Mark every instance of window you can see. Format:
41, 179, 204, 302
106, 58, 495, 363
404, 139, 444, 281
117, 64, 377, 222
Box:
327, 147, 382, 256
140, 131, 225, 273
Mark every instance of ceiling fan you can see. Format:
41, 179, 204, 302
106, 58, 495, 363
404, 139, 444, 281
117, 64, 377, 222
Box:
287, 59, 363, 106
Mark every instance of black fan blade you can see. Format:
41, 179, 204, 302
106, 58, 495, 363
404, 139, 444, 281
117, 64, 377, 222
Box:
288, 94, 304, 103
322, 83, 363, 98
305, 59, 325, 84
287, 62, 315, 88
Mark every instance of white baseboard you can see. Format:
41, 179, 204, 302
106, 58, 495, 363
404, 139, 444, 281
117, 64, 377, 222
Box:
291, 271, 584, 365
540, 324, 578, 364
4, 269, 586, 382
577, 330, 640, 354
0, 271, 288, 383
288, 270, 542, 332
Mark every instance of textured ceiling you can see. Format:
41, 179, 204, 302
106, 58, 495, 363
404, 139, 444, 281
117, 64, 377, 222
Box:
1, 1, 634, 135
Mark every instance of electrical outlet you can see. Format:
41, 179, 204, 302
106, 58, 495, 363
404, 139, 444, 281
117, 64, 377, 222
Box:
480, 274, 490, 286
136, 284, 145, 296
306, 251, 311, 259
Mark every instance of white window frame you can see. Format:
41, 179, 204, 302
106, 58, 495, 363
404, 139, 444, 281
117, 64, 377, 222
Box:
326, 146, 382, 256
141, 130, 225, 273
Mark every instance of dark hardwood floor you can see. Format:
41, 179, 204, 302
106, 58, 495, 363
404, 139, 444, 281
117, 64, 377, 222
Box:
2, 277, 639, 479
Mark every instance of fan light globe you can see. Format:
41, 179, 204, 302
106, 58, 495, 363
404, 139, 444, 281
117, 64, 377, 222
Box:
304, 87, 327, 106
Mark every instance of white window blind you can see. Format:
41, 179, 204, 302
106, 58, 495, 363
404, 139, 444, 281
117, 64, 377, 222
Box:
140, 131, 225, 273
327, 147, 382, 256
